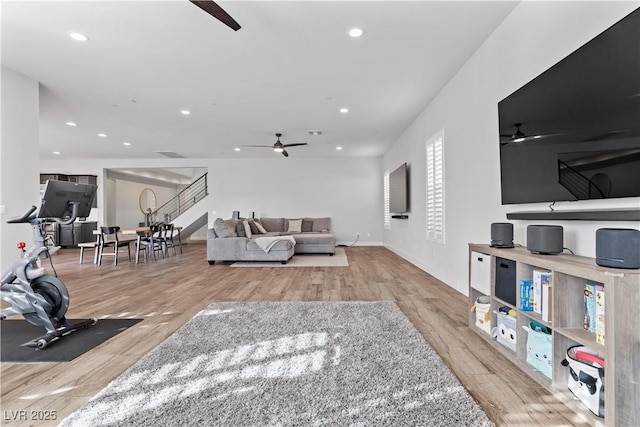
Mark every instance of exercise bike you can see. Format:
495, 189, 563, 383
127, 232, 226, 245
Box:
1, 181, 98, 349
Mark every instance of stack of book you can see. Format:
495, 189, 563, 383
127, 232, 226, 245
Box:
584, 283, 605, 344
520, 270, 553, 322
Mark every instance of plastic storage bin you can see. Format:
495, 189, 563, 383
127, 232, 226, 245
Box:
522, 321, 553, 379
492, 307, 516, 352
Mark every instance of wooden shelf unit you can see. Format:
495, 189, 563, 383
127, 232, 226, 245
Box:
468, 244, 639, 426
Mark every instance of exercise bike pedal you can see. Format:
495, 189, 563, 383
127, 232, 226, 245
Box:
23, 318, 99, 349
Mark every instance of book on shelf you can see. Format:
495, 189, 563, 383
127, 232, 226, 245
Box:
520, 279, 533, 311
584, 284, 597, 333
532, 270, 551, 315
596, 285, 605, 345
541, 281, 552, 322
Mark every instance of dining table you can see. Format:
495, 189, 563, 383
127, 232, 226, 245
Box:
120, 225, 183, 263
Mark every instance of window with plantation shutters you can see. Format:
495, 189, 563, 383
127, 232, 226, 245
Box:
384, 170, 391, 230
426, 129, 445, 243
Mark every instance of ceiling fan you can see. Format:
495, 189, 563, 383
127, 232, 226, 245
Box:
243, 133, 308, 157
500, 123, 551, 144
499, 122, 553, 144
500, 123, 527, 142
190, 0, 241, 31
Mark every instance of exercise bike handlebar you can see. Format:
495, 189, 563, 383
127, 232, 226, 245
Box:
6, 206, 38, 224
6, 202, 80, 226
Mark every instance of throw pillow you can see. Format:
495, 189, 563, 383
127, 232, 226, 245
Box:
224, 219, 239, 237
254, 219, 268, 234
213, 218, 236, 238
287, 218, 303, 233
236, 221, 246, 237
311, 217, 331, 233
243, 220, 252, 238
301, 219, 313, 233
247, 218, 260, 234
260, 217, 284, 232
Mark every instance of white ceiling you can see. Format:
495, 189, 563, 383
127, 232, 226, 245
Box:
2, 1, 518, 160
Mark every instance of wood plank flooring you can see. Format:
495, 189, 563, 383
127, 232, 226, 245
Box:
1, 244, 593, 426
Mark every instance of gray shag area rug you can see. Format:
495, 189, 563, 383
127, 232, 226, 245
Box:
60, 301, 494, 427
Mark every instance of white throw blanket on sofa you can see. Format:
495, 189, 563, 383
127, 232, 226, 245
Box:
254, 235, 296, 253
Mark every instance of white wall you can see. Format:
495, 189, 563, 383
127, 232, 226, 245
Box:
40, 156, 384, 245
111, 179, 178, 227
383, 2, 640, 295
0, 67, 40, 272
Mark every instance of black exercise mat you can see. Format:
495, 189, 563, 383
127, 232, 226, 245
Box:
1, 318, 142, 362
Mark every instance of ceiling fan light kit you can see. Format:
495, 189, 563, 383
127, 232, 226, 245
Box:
241, 133, 309, 158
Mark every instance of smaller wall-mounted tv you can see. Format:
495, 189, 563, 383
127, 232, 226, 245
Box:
389, 163, 409, 217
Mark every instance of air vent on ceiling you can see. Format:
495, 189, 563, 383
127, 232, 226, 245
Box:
308, 130, 323, 136
154, 151, 185, 158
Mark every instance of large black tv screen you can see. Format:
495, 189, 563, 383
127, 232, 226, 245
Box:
389, 163, 409, 214
498, 8, 640, 205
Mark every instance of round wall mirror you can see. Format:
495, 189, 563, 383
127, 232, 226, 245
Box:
139, 188, 157, 214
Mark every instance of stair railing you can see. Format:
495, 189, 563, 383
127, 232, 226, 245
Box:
557, 160, 606, 199
150, 173, 208, 224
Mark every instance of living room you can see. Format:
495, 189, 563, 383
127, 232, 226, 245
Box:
1, 1, 639, 426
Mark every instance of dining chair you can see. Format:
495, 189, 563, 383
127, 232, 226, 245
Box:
98, 226, 132, 265
78, 230, 100, 265
161, 223, 177, 256
135, 223, 165, 262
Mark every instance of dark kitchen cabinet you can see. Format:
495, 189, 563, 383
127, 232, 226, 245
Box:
58, 221, 97, 248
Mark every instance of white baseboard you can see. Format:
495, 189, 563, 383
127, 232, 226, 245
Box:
336, 241, 383, 247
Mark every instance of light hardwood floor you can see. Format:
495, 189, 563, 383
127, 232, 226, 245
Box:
1, 244, 592, 426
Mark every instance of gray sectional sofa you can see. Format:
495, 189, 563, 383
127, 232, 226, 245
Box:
207, 217, 335, 264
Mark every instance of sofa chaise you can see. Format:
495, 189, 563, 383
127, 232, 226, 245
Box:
207, 217, 335, 265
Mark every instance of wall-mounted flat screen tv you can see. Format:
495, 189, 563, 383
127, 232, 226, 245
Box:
389, 162, 409, 214
498, 8, 640, 205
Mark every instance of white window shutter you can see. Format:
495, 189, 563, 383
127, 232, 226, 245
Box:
426, 130, 445, 243
384, 170, 391, 230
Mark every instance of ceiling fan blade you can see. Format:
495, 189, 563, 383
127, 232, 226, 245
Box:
190, 1, 241, 31
282, 143, 308, 148
281, 149, 289, 157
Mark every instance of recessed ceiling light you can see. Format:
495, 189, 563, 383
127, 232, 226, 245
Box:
123, 142, 131, 146
348, 28, 364, 38
67, 31, 89, 42
340, 108, 349, 114
53, 151, 61, 155
66, 121, 77, 127
180, 110, 191, 115
98, 133, 107, 138
336, 146, 343, 150
234, 147, 241, 152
